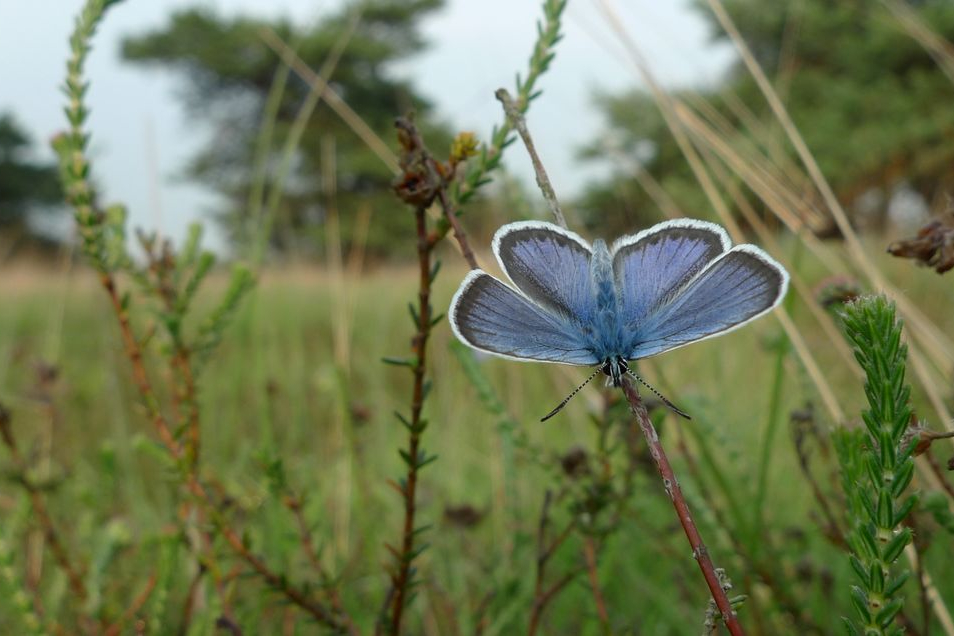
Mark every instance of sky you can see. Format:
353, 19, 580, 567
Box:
0, 0, 734, 252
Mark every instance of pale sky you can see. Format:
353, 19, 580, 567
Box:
0, 0, 733, 252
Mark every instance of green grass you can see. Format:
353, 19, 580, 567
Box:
2, 241, 953, 633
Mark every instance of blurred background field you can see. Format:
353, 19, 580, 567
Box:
4, 0, 954, 633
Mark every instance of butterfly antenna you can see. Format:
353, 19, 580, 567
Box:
541, 367, 602, 422
626, 370, 692, 420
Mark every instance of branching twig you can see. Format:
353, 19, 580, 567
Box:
382, 116, 449, 635
582, 537, 611, 634
495, 88, 567, 229
103, 572, 157, 636
283, 494, 357, 634
434, 188, 479, 270
0, 404, 89, 607
527, 491, 578, 636
620, 379, 745, 636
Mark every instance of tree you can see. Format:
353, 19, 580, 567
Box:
577, 0, 954, 236
0, 113, 64, 257
122, 0, 452, 259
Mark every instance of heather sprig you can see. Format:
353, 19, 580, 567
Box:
837, 295, 918, 635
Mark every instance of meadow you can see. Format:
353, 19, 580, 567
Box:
2, 235, 954, 634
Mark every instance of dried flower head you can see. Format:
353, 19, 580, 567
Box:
443, 504, 485, 528
814, 276, 862, 309
887, 213, 954, 274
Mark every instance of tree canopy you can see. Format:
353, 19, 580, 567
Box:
0, 113, 63, 255
577, 0, 954, 237
122, 0, 451, 259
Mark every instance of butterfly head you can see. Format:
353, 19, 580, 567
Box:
600, 356, 629, 387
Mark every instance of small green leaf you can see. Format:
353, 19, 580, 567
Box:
876, 598, 903, 629
849, 585, 871, 622
382, 357, 415, 368
882, 528, 910, 564
884, 571, 909, 597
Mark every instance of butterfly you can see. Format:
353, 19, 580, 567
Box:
449, 219, 790, 420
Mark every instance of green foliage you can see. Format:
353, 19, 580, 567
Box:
0, 514, 44, 636
53, 0, 254, 378
121, 0, 453, 259
579, 0, 954, 235
0, 113, 63, 249
836, 296, 917, 635
53, 0, 121, 269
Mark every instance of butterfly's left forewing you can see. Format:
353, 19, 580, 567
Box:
450, 271, 599, 365
624, 245, 788, 360
493, 221, 597, 322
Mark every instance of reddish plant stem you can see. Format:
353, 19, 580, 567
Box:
0, 405, 89, 607
285, 495, 356, 633
528, 571, 581, 636
173, 349, 201, 470
582, 537, 611, 634
388, 203, 434, 634
675, 430, 824, 633
527, 491, 577, 636
104, 572, 157, 636
94, 271, 351, 632
925, 450, 954, 501
620, 378, 745, 636
434, 188, 478, 269
396, 113, 477, 272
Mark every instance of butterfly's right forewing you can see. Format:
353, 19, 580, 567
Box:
450, 271, 599, 365
612, 220, 730, 327
626, 245, 788, 359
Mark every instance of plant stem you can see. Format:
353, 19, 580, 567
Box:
0, 404, 88, 607
97, 271, 352, 632
527, 491, 578, 636
388, 203, 434, 634
620, 378, 745, 636
433, 188, 478, 269
495, 88, 567, 229
583, 537, 611, 634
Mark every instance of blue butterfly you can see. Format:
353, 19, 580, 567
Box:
449, 219, 790, 420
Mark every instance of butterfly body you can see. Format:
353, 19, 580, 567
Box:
587, 239, 627, 368
450, 219, 789, 395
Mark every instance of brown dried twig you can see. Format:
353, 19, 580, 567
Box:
495, 88, 567, 229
